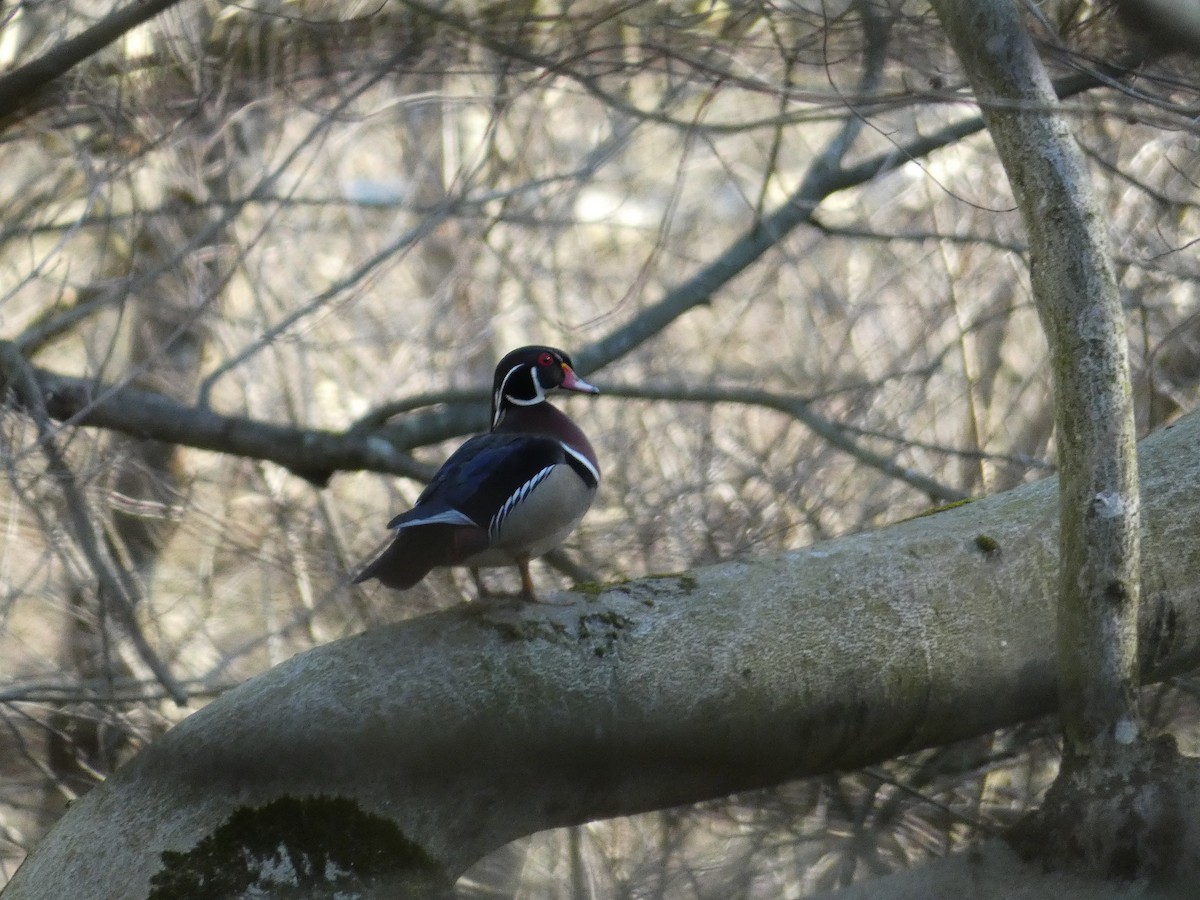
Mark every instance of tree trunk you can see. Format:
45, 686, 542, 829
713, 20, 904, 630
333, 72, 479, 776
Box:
928, 0, 1200, 882
932, 0, 1140, 768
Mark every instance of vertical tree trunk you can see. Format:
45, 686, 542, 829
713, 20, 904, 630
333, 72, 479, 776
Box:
931, 0, 1140, 766
927, 0, 1200, 881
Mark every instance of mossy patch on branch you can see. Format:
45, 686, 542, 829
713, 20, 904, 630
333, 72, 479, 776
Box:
578, 610, 634, 658
902, 497, 976, 521
573, 572, 697, 603
487, 617, 570, 643
646, 572, 698, 594
974, 534, 1001, 556
148, 795, 448, 899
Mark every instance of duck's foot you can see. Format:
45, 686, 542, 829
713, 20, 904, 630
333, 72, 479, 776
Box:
526, 590, 575, 606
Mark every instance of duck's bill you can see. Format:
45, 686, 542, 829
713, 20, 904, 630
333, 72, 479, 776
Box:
561, 365, 599, 394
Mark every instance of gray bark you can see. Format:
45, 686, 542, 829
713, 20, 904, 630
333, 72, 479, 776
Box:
929, 0, 1141, 759
5, 410, 1200, 898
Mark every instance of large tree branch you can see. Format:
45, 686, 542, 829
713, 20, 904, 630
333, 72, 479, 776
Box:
6, 411, 1199, 898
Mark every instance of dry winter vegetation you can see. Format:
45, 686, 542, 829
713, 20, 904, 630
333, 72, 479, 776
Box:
0, 0, 1198, 895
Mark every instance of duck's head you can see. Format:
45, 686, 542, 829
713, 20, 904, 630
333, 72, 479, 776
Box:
491, 346, 598, 428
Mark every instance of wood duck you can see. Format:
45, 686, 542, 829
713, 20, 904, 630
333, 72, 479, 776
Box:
354, 345, 600, 602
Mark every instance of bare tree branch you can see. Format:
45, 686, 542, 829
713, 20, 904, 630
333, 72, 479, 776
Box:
576, 70, 1106, 377
0, 341, 434, 486
0, 343, 188, 706
0, 0, 188, 128
1, 347, 976, 502
599, 382, 969, 503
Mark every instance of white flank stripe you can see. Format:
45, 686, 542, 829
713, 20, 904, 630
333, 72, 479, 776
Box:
490, 465, 554, 540
396, 508, 475, 530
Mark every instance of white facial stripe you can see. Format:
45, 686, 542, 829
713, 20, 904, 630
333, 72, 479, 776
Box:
498, 364, 546, 412
493, 363, 524, 427
505, 390, 544, 406
561, 442, 600, 485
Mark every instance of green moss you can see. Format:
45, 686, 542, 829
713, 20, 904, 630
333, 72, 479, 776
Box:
481, 608, 635, 657
578, 611, 634, 658
488, 618, 569, 643
903, 497, 976, 521
148, 795, 448, 899
646, 572, 698, 594
572, 572, 695, 602
974, 534, 1001, 556
571, 580, 622, 599
478, 571, 702, 652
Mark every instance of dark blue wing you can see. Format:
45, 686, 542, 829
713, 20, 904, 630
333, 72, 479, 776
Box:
388, 434, 566, 530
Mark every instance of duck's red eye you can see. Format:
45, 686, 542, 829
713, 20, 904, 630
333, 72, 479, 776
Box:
537, 352, 554, 367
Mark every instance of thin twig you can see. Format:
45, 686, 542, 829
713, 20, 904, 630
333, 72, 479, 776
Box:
598, 382, 968, 503
0, 678, 236, 706
0, 343, 188, 706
